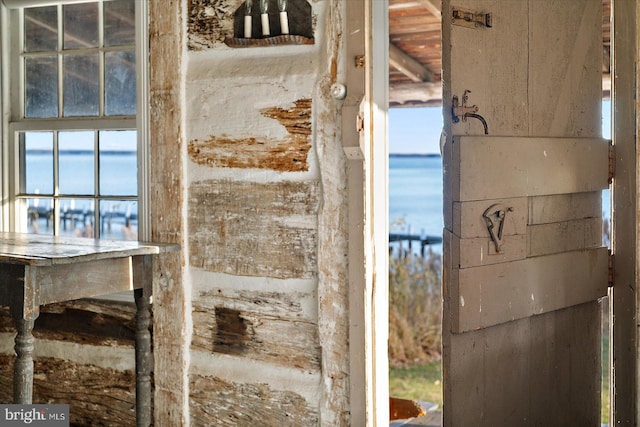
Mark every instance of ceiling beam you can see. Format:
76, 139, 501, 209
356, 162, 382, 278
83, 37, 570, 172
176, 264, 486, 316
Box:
389, 81, 442, 107
389, 42, 434, 82
416, 0, 441, 19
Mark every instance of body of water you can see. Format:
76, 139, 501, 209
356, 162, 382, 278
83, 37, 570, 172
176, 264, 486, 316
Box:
389, 155, 443, 253
25, 151, 138, 239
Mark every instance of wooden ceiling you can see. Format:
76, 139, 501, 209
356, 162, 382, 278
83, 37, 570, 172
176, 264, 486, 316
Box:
389, 0, 612, 108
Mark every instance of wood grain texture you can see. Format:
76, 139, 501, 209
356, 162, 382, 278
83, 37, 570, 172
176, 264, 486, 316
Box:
188, 0, 242, 50
447, 0, 530, 137
149, 0, 187, 425
187, 99, 312, 172
452, 197, 527, 238
314, 0, 350, 423
189, 374, 318, 426
0, 300, 136, 347
529, 0, 602, 137
0, 354, 138, 426
189, 180, 319, 279
454, 247, 608, 333
191, 289, 320, 370
529, 192, 602, 225
452, 136, 610, 201
527, 217, 602, 256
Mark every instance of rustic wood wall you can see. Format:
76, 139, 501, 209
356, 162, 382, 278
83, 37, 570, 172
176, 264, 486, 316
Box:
0, 1, 351, 425
0, 300, 138, 426
183, 0, 349, 425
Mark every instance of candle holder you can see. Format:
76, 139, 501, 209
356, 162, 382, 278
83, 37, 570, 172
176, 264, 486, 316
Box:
228, 0, 314, 48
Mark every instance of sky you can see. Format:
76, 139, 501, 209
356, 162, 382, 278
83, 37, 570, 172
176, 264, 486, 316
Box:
389, 100, 612, 155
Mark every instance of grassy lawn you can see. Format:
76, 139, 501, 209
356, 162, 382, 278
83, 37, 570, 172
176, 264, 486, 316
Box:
389, 361, 443, 408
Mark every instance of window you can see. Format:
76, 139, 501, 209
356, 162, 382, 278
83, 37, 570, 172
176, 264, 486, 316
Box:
1, 0, 148, 241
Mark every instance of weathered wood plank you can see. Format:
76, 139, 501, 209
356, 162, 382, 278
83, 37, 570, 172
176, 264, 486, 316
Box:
189, 374, 318, 426
0, 354, 137, 426
149, 0, 186, 424
452, 197, 527, 238
528, 192, 602, 225
449, 233, 526, 269
36, 258, 133, 305
191, 290, 321, 371
527, 217, 603, 257
189, 180, 319, 279
187, 99, 312, 172
452, 136, 609, 201
0, 299, 136, 347
528, 302, 601, 425
187, 0, 241, 50
453, 248, 608, 333
529, 0, 602, 137
446, 0, 530, 137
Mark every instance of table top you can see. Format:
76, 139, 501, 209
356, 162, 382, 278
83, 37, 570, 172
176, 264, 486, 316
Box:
0, 232, 179, 266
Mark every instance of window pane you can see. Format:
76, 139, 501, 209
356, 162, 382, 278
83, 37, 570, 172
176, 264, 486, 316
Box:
100, 200, 137, 240
59, 131, 95, 195
105, 50, 136, 116
60, 198, 95, 237
22, 132, 53, 195
104, 0, 135, 47
63, 3, 98, 49
24, 7, 57, 52
25, 198, 54, 235
25, 56, 58, 118
63, 54, 99, 116
99, 131, 137, 196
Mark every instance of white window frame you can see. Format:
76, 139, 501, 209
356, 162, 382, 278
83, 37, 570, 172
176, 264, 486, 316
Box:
0, 0, 149, 240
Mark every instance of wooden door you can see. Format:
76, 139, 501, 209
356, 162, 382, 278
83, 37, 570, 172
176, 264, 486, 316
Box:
442, 0, 608, 425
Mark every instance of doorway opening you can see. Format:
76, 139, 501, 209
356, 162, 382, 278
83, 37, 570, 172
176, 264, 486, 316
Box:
385, 1, 613, 425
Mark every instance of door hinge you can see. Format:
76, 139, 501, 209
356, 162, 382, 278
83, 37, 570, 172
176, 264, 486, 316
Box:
356, 113, 364, 132
608, 141, 615, 184
608, 252, 615, 288
452, 6, 492, 29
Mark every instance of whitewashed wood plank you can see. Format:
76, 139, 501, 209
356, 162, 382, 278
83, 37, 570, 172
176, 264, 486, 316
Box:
528, 192, 602, 225
529, 0, 602, 137
36, 258, 134, 305
452, 247, 608, 333
450, 234, 526, 269
447, 0, 530, 137
452, 197, 527, 238
527, 218, 603, 257
452, 136, 609, 201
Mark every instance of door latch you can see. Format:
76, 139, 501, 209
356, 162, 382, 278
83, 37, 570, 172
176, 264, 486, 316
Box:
452, 6, 492, 29
483, 203, 513, 253
452, 90, 489, 134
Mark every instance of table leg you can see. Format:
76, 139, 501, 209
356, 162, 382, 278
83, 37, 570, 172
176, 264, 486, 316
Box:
134, 287, 152, 427
13, 317, 37, 403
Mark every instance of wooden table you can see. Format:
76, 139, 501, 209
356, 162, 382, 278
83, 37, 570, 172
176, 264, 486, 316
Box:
0, 233, 178, 426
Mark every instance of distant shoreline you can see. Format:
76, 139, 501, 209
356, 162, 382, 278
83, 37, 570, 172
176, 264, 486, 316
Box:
26, 150, 135, 155
389, 153, 441, 158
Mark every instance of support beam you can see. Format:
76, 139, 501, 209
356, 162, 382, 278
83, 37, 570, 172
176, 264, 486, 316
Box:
389, 43, 434, 82
417, 0, 441, 19
389, 81, 442, 107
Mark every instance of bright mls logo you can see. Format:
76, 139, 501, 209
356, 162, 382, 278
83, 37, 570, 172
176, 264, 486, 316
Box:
0, 405, 68, 426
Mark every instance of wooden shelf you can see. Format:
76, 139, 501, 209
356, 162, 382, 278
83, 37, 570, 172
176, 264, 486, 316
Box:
224, 34, 314, 48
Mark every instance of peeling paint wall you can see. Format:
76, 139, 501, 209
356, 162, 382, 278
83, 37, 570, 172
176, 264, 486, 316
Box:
0, 1, 351, 425
184, 0, 350, 425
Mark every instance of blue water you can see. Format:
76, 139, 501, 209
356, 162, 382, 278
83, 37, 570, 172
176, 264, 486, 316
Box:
389, 155, 443, 250
25, 152, 138, 239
